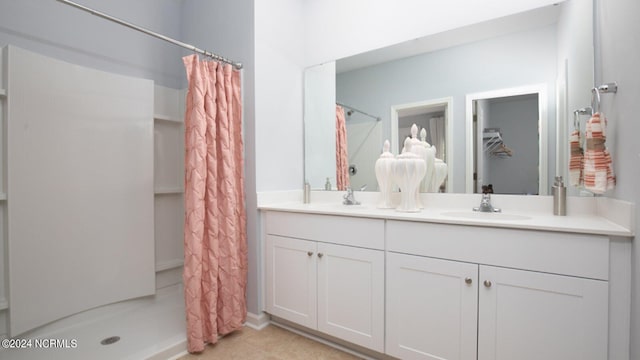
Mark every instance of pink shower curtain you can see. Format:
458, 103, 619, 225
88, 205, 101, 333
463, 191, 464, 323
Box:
182, 54, 247, 353
336, 105, 350, 190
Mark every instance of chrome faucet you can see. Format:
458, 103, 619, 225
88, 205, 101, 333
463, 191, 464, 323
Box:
473, 193, 501, 213
343, 185, 366, 205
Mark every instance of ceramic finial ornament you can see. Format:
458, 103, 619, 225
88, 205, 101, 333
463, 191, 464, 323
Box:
420, 128, 433, 155
394, 136, 426, 212
375, 140, 395, 208
408, 125, 427, 207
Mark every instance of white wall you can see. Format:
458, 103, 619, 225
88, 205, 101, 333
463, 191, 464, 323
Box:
595, 0, 640, 358
252, 1, 305, 315
0, 0, 184, 88
303, 0, 560, 67
255, 0, 305, 193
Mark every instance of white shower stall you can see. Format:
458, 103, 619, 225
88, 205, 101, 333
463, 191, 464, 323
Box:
6, 44, 155, 336
0, 45, 187, 359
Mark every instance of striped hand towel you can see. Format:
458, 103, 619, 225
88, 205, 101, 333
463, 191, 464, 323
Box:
583, 113, 615, 194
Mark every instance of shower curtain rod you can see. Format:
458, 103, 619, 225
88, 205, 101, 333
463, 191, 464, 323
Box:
56, 0, 243, 70
336, 102, 381, 121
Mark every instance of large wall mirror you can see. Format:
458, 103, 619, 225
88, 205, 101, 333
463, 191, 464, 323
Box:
304, 0, 594, 195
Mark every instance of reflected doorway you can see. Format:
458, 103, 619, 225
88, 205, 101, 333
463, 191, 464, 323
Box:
465, 85, 548, 195
391, 98, 453, 192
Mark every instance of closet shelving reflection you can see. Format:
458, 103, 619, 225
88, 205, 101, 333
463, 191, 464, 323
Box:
483, 128, 513, 158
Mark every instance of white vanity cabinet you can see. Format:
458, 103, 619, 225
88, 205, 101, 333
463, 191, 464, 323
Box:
264, 211, 385, 352
386, 220, 609, 360
265, 235, 317, 329
386, 253, 479, 360
477, 265, 608, 360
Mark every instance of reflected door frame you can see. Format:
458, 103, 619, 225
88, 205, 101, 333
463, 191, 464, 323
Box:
391, 97, 454, 192
465, 84, 548, 195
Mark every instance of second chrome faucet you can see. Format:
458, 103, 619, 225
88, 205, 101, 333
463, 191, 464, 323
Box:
473, 193, 501, 213
343, 184, 367, 205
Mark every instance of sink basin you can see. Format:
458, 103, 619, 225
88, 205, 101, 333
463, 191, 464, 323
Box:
440, 211, 531, 221
312, 203, 368, 209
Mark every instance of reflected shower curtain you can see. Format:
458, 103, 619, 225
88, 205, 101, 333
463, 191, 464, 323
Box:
182, 54, 247, 353
336, 105, 350, 190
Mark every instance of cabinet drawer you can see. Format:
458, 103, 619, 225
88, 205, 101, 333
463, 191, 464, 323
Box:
265, 211, 384, 250
387, 220, 609, 280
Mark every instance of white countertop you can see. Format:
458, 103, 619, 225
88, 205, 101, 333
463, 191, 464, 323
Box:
257, 191, 635, 237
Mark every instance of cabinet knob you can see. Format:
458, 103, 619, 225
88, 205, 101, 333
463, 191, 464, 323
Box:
317, 253, 324, 258
465, 277, 472, 285
307, 251, 314, 257
484, 280, 492, 288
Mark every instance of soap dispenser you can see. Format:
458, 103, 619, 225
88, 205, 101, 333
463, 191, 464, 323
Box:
553, 176, 566, 216
303, 181, 311, 204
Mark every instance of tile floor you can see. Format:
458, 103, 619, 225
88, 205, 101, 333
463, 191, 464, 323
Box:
178, 325, 361, 360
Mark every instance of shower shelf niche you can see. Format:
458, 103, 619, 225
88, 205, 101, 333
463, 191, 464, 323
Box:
154, 187, 183, 195
0, 88, 6, 97
153, 85, 185, 282
0, 193, 6, 201
154, 114, 182, 123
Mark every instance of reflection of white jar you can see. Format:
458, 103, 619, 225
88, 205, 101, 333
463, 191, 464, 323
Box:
394, 137, 426, 212
432, 158, 448, 192
417, 127, 436, 194
375, 140, 395, 209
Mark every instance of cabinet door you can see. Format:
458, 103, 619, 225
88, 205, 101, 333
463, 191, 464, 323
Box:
478, 266, 608, 360
265, 235, 317, 329
386, 252, 478, 360
317, 243, 385, 352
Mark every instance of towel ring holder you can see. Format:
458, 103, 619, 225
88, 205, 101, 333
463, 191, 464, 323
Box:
573, 107, 592, 130
591, 82, 618, 114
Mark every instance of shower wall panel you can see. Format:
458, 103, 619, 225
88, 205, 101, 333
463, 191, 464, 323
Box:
5, 45, 155, 336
